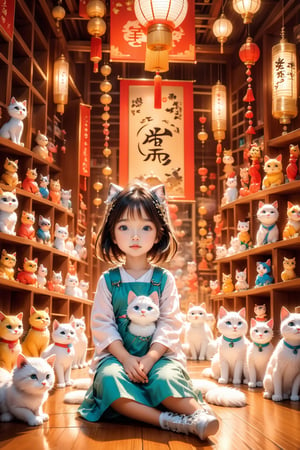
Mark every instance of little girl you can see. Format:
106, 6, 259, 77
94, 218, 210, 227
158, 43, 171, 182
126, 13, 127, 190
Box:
78, 182, 219, 440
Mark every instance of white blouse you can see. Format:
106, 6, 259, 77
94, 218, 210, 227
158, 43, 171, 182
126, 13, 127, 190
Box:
90, 266, 186, 370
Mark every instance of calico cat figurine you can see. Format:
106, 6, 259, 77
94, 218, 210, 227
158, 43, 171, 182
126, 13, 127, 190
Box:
255, 201, 279, 246
22, 306, 50, 357
0, 249, 16, 280
0, 97, 27, 146
0, 158, 20, 189
205, 307, 249, 385
282, 202, 300, 240
244, 318, 274, 388
42, 320, 76, 388
262, 154, 284, 189
0, 353, 55, 426
0, 311, 23, 371
183, 303, 213, 361
70, 315, 88, 369
263, 307, 300, 401
0, 189, 18, 235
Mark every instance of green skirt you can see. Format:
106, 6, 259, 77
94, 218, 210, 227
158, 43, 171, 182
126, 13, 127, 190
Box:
78, 356, 202, 422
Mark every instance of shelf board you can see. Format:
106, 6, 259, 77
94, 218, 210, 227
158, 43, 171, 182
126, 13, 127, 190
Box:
268, 128, 300, 148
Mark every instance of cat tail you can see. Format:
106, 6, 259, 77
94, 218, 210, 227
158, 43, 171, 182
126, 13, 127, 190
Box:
63, 377, 92, 404
192, 379, 247, 407
201, 367, 213, 378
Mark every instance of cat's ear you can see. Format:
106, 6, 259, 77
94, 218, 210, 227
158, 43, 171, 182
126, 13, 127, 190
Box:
250, 318, 256, 327
150, 184, 166, 204
258, 201, 264, 209
46, 354, 56, 368
70, 320, 76, 329
22, 100, 27, 107
280, 306, 290, 321
45, 307, 49, 314
17, 312, 23, 320
238, 307, 246, 319
17, 353, 29, 369
70, 314, 75, 322
218, 306, 228, 319
30, 305, 37, 314
276, 154, 282, 162
188, 302, 195, 309
150, 291, 159, 306
267, 318, 274, 329
287, 201, 293, 209
128, 291, 136, 304
105, 183, 123, 205
199, 302, 206, 309
0, 311, 6, 321
264, 155, 270, 162
272, 200, 278, 209
10, 96, 17, 104
53, 319, 60, 330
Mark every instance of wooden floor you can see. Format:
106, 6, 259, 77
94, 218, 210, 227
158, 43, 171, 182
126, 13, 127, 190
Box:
1, 360, 300, 450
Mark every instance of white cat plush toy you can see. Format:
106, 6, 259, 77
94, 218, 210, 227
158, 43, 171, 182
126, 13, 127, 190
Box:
244, 318, 274, 388
127, 290, 159, 338
0, 353, 55, 426
42, 320, 76, 388
70, 315, 88, 369
263, 307, 300, 401
205, 306, 249, 385
183, 303, 214, 361
0, 189, 18, 235
0, 97, 27, 146
256, 201, 279, 246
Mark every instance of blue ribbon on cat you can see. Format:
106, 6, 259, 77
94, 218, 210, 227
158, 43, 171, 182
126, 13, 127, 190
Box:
262, 223, 276, 244
283, 340, 300, 355
254, 342, 270, 352
223, 336, 242, 348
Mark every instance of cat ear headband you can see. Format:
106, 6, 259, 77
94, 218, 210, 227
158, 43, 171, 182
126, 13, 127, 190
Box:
105, 182, 169, 222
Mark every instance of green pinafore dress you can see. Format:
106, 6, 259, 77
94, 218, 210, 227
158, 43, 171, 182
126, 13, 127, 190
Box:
78, 267, 200, 422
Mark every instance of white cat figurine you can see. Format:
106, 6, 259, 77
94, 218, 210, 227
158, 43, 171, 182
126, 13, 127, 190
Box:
263, 307, 300, 401
64, 273, 82, 297
42, 320, 76, 388
205, 307, 249, 384
127, 290, 159, 337
70, 315, 88, 369
60, 188, 72, 210
0, 97, 27, 146
256, 201, 279, 246
183, 303, 213, 361
79, 280, 89, 299
245, 318, 274, 388
74, 234, 87, 260
37, 263, 48, 289
0, 189, 18, 235
0, 353, 55, 426
53, 223, 69, 252
32, 131, 49, 159
235, 268, 249, 291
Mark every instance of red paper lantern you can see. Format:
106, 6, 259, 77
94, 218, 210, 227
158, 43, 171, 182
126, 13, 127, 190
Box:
90, 36, 102, 73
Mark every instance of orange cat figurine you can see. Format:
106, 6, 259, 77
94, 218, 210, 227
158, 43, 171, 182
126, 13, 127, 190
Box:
0, 311, 23, 371
49, 178, 61, 204
17, 210, 36, 240
221, 273, 234, 294
22, 306, 50, 357
0, 249, 16, 280
16, 257, 38, 286
282, 202, 300, 240
22, 168, 40, 195
262, 154, 284, 189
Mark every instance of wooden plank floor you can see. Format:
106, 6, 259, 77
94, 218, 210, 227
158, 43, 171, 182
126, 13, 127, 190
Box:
1, 361, 299, 450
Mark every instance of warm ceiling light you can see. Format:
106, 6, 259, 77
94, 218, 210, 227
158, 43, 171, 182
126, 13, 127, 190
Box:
53, 54, 69, 114
213, 13, 233, 54
52, 1, 65, 29
232, 0, 261, 24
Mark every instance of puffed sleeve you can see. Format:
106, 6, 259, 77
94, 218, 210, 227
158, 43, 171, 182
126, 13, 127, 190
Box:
91, 274, 123, 358
151, 269, 184, 356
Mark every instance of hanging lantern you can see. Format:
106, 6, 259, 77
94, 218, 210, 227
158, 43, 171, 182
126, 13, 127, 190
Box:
272, 27, 298, 132
212, 81, 227, 164
212, 13, 232, 54
53, 54, 69, 114
239, 37, 260, 140
52, 1, 66, 30
232, 0, 261, 24
86, 0, 106, 73
134, 0, 188, 109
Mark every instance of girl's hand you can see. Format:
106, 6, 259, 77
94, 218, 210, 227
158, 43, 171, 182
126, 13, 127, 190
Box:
122, 354, 148, 383
139, 355, 155, 376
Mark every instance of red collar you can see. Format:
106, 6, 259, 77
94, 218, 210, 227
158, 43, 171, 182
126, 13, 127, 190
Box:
32, 326, 47, 332
55, 342, 73, 353
0, 337, 19, 350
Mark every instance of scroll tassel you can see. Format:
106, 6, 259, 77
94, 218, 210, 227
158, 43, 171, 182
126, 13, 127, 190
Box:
154, 73, 162, 109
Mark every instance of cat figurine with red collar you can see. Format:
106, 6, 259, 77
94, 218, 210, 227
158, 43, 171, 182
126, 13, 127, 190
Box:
0, 311, 23, 371
42, 320, 76, 388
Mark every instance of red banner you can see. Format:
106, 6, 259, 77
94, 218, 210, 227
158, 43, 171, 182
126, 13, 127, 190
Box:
119, 79, 194, 200
110, 0, 195, 63
79, 0, 88, 18
79, 104, 91, 178
0, 0, 15, 41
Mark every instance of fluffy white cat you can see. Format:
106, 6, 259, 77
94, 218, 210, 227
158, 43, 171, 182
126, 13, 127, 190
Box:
127, 290, 159, 337
70, 315, 88, 369
0, 97, 27, 146
182, 303, 213, 361
263, 307, 300, 401
0, 353, 55, 426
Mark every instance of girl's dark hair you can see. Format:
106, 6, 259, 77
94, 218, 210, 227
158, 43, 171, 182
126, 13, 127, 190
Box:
95, 182, 178, 264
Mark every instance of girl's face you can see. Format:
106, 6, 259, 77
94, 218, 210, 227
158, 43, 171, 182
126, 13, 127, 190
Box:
113, 207, 158, 258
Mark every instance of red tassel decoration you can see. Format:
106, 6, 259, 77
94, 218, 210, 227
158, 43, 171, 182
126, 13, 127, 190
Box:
243, 88, 255, 102
154, 73, 162, 109
90, 37, 102, 73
